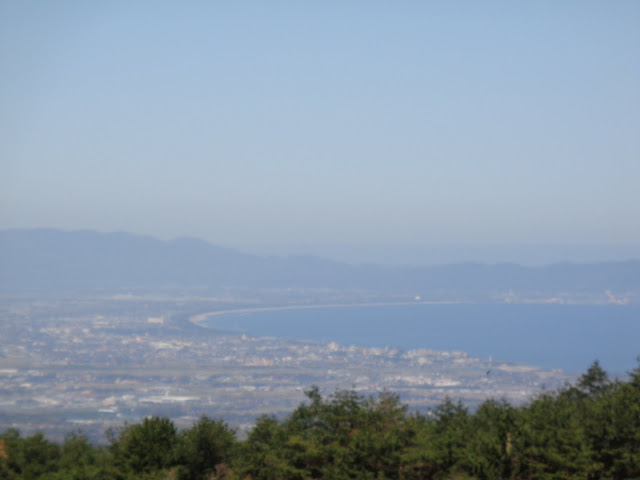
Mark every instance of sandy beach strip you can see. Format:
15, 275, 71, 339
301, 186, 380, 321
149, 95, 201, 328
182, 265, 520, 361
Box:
189, 300, 462, 328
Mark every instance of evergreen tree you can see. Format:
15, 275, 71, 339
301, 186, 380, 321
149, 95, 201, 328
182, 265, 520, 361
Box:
111, 416, 177, 475
174, 416, 236, 480
578, 360, 610, 395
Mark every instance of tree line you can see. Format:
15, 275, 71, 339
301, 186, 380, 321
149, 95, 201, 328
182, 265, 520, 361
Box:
1, 360, 639, 480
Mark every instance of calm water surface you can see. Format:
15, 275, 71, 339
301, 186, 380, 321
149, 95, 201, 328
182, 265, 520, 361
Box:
207, 304, 639, 375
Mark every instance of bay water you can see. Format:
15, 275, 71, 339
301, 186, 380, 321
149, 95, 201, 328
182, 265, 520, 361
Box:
207, 304, 639, 375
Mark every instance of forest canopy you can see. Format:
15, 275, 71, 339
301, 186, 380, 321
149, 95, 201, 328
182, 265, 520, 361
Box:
1, 360, 639, 480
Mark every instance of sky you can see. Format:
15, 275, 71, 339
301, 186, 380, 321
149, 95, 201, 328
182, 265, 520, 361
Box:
1, 1, 639, 265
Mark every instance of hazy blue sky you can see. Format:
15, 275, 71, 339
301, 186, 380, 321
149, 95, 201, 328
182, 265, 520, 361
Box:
2, 1, 639, 264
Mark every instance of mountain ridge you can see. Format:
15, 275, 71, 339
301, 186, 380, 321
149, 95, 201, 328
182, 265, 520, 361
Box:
1, 228, 638, 296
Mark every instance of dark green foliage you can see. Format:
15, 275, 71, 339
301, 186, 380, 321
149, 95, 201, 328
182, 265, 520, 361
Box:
238, 415, 299, 479
578, 359, 610, 395
111, 416, 177, 474
2, 359, 640, 480
0, 430, 60, 480
431, 398, 471, 473
174, 416, 236, 480
51, 432, 101, 480
518, 392, 592, 479
583, 380, 640, 479
237, 389, 414, 479
466, 399, 519, 479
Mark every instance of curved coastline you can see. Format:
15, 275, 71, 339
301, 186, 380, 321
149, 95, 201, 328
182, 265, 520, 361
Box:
187, 302, 639, 374
189, 300, 463, 329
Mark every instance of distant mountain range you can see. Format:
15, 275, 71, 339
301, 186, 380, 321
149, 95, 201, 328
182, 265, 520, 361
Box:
1, 229, 638, 298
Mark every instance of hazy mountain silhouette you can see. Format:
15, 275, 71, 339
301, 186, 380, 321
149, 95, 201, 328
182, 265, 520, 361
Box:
1, 229, 638, 296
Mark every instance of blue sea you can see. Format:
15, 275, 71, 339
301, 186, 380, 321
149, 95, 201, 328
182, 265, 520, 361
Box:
207, 304, 639, 375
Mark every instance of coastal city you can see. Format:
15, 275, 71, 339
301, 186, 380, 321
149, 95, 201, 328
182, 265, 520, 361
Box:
0, 291, 570, 442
